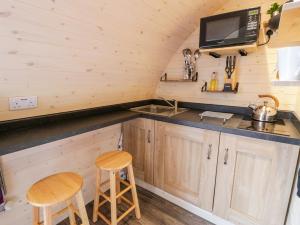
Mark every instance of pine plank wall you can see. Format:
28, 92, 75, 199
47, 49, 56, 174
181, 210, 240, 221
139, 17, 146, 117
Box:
0, 0, 226, 121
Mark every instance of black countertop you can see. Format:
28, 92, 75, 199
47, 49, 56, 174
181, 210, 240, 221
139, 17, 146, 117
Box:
0, 101, 299, 156
144, 110, 300, 146
0, 111, 139, 156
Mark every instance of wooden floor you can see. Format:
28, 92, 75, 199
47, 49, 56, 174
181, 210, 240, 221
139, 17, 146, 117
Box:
58, 186, 213, 225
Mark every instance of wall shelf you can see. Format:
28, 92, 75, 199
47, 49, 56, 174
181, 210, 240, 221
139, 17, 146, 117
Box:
268, 1, 300, 48
201, 82, 239, 93
160, 73, 198, 82
204, 90, 238, 94
160, 79, 197, 83
199, 44, 257, 58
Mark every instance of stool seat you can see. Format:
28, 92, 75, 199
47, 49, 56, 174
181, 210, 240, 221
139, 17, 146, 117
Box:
96, 151, 132, 171
27, 172, 83, 207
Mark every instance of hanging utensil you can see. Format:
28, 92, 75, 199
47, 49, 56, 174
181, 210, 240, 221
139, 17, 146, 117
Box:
194, 49, 201, 61
183, 49, 192, 68
232, 56, 236, 71
228, 56, 233, 78
225, 56, 230, 77
224, 56, 233, 92
231, 56, 237, 90
228, 56, 236, 79
182, 48, 192, 57
182, 48, 195, 79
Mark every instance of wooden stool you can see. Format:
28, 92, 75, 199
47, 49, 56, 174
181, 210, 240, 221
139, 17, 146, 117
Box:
26, 172, 90, 225
92, 151, 141, 225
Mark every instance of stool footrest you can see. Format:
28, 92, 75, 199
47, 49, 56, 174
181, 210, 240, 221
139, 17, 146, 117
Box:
120, 196, 133, 206
51, 203, 79, 219
97, 204, 136, 225
120, 179, 130, 186
97, 212, 111, 225
99, 190, 111, 202
99, 199, 108, 208
116, 184, 132, 199
52, 206, 69, 219
100, 178, 129, 187
117, 205, 135, 223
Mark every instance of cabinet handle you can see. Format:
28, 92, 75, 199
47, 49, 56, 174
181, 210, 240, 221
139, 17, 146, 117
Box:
207, 144, 212, 160
147, 130, 151, 143
224, 148, 229, 165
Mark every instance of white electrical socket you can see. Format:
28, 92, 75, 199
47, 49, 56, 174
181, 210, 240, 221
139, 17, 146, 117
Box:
9, 96, 38, 111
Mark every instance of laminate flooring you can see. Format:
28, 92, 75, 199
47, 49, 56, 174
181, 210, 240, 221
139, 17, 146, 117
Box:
58, 186, 214, 225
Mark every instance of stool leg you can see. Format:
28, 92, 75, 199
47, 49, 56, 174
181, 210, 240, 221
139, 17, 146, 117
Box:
32, 206, 39, 225
43, 207, 52, 225
116, 171, 121, 204
75, 190, 90, 225
67, 200, 76, 225
127, 164, 141, 219
110, 171, 117, 225
93, 168, 100, 222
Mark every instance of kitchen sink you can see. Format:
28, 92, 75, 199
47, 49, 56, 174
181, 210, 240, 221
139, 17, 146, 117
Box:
130, 104, 188, 117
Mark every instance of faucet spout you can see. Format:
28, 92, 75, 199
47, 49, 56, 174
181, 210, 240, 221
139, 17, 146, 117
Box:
158, 97, 178, 113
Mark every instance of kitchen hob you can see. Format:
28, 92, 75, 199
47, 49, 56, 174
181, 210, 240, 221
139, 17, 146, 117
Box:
237, 116, 290, 136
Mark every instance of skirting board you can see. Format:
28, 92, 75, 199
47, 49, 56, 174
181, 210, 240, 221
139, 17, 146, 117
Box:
136, 179, 235, 225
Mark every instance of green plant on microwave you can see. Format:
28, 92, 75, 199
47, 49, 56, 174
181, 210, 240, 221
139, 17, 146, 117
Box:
267, 2, 283, 17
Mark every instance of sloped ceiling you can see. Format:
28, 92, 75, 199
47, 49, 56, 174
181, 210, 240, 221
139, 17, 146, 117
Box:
0, 0, 227, 120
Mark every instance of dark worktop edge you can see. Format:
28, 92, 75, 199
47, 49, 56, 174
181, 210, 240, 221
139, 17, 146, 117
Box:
0, 112, 140, 156
0, 100, 299, 156
0, 99, 295, 132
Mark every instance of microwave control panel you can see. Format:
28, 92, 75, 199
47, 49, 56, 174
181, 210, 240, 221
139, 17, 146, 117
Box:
245, 9, 260, 37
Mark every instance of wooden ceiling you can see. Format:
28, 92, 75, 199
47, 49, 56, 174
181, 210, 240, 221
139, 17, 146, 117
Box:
0, 0, 227, 120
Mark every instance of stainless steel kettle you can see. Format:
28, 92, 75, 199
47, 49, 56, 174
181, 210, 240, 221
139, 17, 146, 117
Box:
248, 94, 279, 122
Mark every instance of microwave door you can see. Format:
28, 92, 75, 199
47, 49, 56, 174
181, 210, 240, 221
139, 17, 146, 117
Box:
224, 25, 247, 44
209, 25, 248, 47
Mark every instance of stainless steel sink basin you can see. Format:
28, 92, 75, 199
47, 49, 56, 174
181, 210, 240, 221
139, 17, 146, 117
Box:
130, 104, 188, 117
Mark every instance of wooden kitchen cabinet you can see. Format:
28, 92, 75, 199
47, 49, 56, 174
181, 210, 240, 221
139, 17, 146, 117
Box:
123, 118, 155, 184
154, 121, 220, 211
213, 133, 299, 225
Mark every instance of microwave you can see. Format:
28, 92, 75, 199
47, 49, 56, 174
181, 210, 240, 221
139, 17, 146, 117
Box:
199, 7, 261, 49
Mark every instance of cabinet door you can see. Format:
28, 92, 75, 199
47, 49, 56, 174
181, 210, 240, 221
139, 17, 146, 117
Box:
214, 133, 299, 225
154, 121, 220, 211
123, 118, 154, 184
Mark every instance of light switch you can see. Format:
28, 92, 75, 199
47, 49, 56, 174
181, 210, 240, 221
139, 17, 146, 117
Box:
9, 96, 38, 111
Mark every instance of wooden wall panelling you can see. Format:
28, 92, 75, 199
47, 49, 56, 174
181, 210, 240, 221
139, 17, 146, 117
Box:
155, 0, 300, 112
0, 124, 121, 225
0, 0, 228, 121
